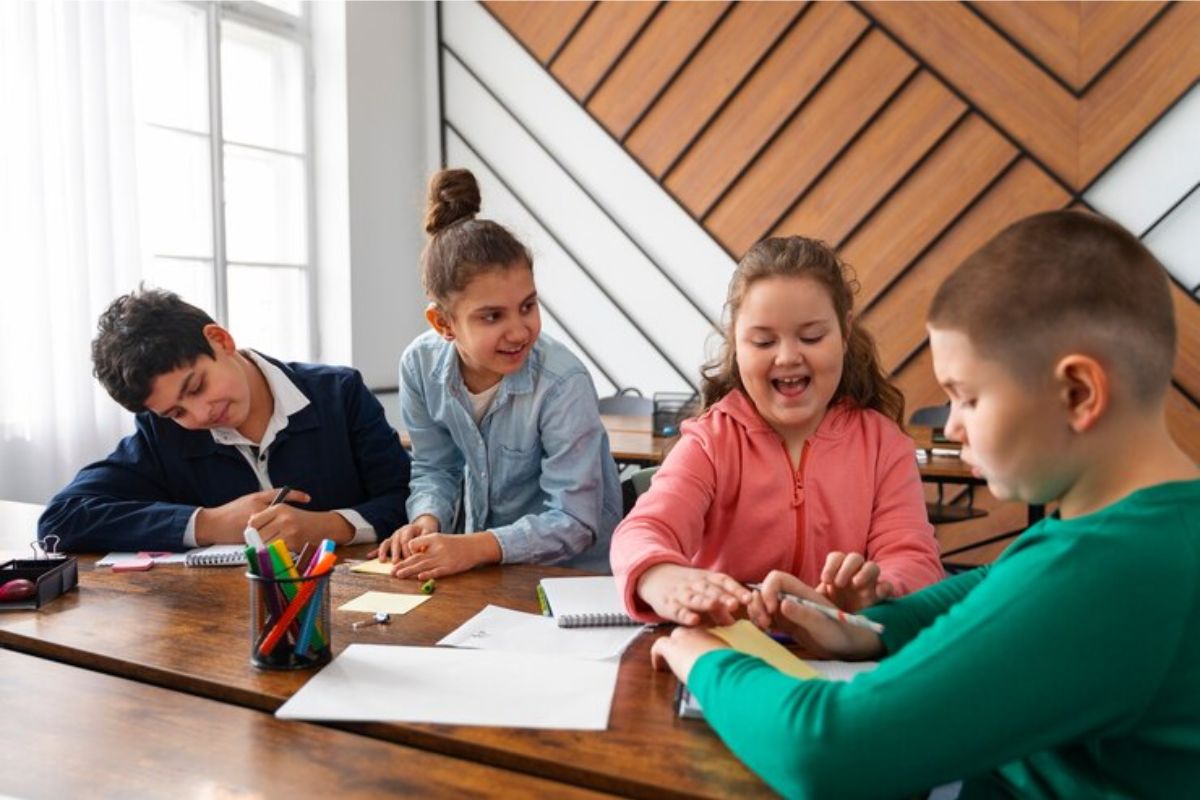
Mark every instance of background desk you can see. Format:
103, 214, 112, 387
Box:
0, 502, 770, 799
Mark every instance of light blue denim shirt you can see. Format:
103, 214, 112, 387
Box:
399, 330, 621, 572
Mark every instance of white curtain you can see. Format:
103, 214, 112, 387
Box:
0, 0, 141, 503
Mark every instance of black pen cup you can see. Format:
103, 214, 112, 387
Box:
247, 570, 332, 670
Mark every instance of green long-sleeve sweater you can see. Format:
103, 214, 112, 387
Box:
689, 480, 1200, 799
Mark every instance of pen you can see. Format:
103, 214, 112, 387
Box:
252, 486, 293, 546
746, 583, 885, 635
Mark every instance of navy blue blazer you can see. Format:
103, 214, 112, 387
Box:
39, 355, 411, 552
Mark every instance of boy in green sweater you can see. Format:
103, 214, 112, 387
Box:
651, 210, 1200, 799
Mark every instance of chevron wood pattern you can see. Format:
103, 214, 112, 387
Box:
484, 0, 1200, 485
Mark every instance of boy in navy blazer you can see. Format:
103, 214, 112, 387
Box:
39, 289, 410, 552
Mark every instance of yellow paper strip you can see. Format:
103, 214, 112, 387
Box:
338, 591, 431, 615
709, 620, 822, 680
349, 559, 397, 576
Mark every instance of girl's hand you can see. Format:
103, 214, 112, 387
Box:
650, 626, 730, 682
637, 564, 753, 627
816, 551, 893, 612
390, 531, 501, 581
755, 570, 884, 661
370, 514, 440, 562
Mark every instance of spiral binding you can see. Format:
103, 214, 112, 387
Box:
556, 612, 640, 628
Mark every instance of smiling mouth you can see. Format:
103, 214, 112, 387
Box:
497, 343, 527, 358
772, 376, 811, 397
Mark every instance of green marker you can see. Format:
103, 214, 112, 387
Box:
421, 578, 436, 595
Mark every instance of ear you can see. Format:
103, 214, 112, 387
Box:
1054, 354, 1108, 433
202, 323, 237, 355
425, 303, 455, 341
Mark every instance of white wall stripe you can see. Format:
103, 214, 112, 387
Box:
446, 128, 695, 395
442, 0, 736, 323
538, 312, 619, 398
1086, 83, 1200, 238
443, 53, 708, 388
1143, 185, 1200, 293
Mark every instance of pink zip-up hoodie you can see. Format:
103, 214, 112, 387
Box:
611, 389, 943, 620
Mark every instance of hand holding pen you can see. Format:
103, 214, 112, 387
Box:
745, 571, 886, 662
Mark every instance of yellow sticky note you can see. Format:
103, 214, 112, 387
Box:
709, 620, 822, 680
349, 559, 397, 576
339, 591, 431, 615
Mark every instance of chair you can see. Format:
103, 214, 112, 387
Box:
620, 466, 658, 516
908, 404, 986, 525
597, 388, 654, 417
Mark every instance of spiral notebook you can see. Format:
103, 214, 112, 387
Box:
184, 544, 248, 567
538, 576, 640, 628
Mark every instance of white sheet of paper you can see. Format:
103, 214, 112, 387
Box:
438, 604, 645, 661
96, 552, 188, 567
275, 644, 618, 730
808, 659, 878, 682
338, 591, 431, 615
348, 559, 396, 576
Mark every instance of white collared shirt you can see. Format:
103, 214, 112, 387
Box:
183, 351, 374, 546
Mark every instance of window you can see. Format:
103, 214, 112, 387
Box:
130, 1, 315, 360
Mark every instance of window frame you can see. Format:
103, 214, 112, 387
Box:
182, 0, 319, 358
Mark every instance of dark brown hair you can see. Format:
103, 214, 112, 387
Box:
420, 168, 532, 309
700, 236, 905, 425
92, 288, 216, 413
929, 210, 1175, 404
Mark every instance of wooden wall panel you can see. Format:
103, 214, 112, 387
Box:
892, 347, 949, 414
841, 115, 1016, 308
771, 72, 965, 247
862, 0, 1079, 185
551, 2, 660, 100
585, 1, 729, 139
485, 0, 1200, 556
665, 2, 868, 217
626, 1, 805, 177
862, 159, 1070, 373
1078, 2, 1200, 183
1172, 281, 1200, 402
1078, 1, 1168, 80
486, 1, 593, 63
1167, 387, 1200, 462
971, 1, 1083, 88
706, 30, 915, 256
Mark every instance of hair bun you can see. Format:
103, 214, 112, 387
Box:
424, 168, 481, 235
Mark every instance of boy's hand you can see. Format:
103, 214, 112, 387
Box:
195, 488, 313, 544
248, 505, 354, 550
753, 570, 884, 661
637, 564, 753, 627
371, 515, 440, 562
815, 552, 893, 612
390, 531, 501, 580
650, 626, 730, 681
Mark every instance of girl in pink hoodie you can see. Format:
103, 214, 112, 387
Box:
611, 236, 942, 625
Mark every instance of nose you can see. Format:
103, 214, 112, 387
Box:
776, 337, 803, 365
943, 403, 965, 444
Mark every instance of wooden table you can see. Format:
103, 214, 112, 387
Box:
0, 503, 770, 799
0, 648, 609, 799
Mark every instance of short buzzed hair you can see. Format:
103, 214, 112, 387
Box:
92, 288, 216, 413
929, 210, 1175, 405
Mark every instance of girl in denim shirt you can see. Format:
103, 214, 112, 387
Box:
373, 168, 621, 578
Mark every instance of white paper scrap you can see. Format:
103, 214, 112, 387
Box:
438, 604, 645, 661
